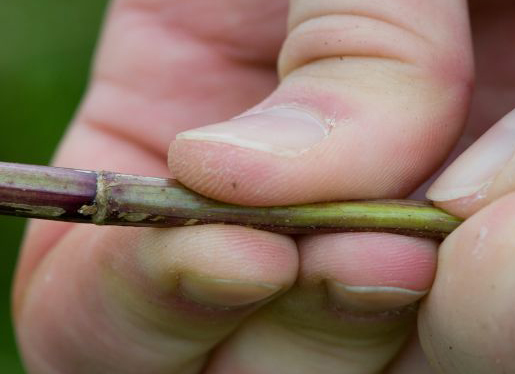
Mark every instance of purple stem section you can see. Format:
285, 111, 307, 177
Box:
0, 162, 97, 222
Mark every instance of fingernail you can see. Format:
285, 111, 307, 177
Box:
427, 111, 515, 202
176, 106, 331, 156
180, 274, 282, 307
326, 280, 427, 312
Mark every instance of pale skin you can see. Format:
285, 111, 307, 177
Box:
12, 0, 515, 373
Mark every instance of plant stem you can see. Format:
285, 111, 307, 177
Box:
0, 162, 462, 239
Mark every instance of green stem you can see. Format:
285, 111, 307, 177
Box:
0, 162, 462, 239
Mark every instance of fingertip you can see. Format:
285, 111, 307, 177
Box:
138, 225, 299, 294
298, 233, 438, 312
169, 137, 329, 205
432, 194, 486, 219
169, 139, 289, 205
169, 123, 425, 207
298, 233, 437, 291
427, 109, 515, 218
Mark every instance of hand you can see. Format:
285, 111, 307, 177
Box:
419, 51, 515, 374
415, 1, 515, 372
13, 1, 511, 373
418, 107, 515, 372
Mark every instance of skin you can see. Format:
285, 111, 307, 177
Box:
12, 0, 515, 373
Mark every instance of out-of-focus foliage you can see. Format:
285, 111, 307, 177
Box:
0, 1, 107, 371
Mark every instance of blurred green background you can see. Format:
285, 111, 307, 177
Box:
0, 1, 107, 371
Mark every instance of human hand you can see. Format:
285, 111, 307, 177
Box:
419, 50, 515, 374
417, 106, 515, 373
411, 1, 515, 372
13, 1, 509, 373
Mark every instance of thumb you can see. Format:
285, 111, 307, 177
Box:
169, 0, 473, 206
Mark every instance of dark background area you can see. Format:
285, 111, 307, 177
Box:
0, 1, 107, 371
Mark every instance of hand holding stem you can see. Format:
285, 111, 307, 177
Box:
13, 1, 515, 374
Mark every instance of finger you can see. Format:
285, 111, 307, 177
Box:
170, 0, 473, 206
16, 224, 297, 373
203, 233, 438, 374
427, 109, 515, 217
418, 193, 515, 373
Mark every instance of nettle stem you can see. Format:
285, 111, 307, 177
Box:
0, 162, 462, 239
